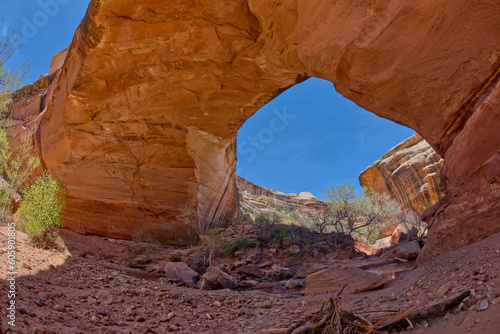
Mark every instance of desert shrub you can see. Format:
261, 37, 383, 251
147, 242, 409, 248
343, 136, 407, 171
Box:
233, 236, 254, 252
170, 255, 183, 262
270, 224, 292, 244
254, 212, 282, 244
18, 171, 68, 239
152, 222, 200, 246
128, 227, 161, 260
0, 32, 36, 224
29, 228, 65, 251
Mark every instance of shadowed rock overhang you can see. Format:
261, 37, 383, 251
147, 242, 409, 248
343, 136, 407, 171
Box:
7, 0, 500, 259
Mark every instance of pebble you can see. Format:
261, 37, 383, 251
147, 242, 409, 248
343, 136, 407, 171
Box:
34, 297, 43, 307
18, 305, 30, 315
478, 299, 489, 311
436, 283, 451, 298
87, 296, 97, 305
95, 306, 108, 316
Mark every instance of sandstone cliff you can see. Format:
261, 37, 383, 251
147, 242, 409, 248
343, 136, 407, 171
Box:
359, 134, 443, 215
237, 176, 325, 216
7, 0, 500, 258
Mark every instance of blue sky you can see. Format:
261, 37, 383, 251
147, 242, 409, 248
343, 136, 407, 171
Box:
1, 1, 415, 199
237, 79, 414, 199
0, 0, 89, 78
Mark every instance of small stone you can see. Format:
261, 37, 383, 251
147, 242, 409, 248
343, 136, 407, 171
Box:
54, 304, 64, 312
406, 290, 419, 297
419, 319, 429, 329
213, 301, 222, 307
34, 297, 43, 307
167, 312, 175, 320
255, 301, 272, 309
478, 299, 489, 311
436, 283, 451, 298
95, 307, 108, 316
18, 305, 30, 315
125, 307, 136, 317
23, 263, 32, 270
87, 296, 97, 305
167, 324, 180, 331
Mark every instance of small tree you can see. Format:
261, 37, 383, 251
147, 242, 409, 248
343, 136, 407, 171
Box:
324, 182, 362, 235
18, 171, 68, 238
323, 183, 403, 243
0, 31, 37, 224
254, 212, 282, 244
357, 191, 401, 243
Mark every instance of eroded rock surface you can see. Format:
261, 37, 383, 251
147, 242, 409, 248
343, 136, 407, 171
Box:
7, 0, 500, 259
359, 134, 444, 214
237, 175, 325, 215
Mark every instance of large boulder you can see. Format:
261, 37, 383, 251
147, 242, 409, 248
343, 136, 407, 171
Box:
199, 267, 238, 290
395, 240, 421, 260
164, 262, 200, 283
305, 267, 385, 295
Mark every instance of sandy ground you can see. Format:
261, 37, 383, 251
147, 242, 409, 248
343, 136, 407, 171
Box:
0, 226, 499, 334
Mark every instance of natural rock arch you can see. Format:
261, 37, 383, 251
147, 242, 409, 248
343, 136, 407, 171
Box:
8, 0, 500, 260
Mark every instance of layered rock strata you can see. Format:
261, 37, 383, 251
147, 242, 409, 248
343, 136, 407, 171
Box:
359, 134, 444, 215
7, 0, 500, 257
237, 176, 325, 215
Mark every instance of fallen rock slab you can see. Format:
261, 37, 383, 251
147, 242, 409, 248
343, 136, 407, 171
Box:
305, 267, 384, 295
200, 267, 238, 290
164, 262, 200, 283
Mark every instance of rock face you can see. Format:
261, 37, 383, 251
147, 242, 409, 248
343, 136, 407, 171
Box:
164, 262, 200, 283
305, 267, 385, 295
7, 0, 500, 258
199, 267, 238, 290
237, 175, 325, 215
359, 134, 443, 215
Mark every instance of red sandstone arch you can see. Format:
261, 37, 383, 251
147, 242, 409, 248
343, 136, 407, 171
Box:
8, 0, 500, 260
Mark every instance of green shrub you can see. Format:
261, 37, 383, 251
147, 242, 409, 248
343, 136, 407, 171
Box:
170, 255, 183, 262
215, 238, 232, 258
18, 171, 68, 238
233, 236, 254, 251
254, 212, 282, 244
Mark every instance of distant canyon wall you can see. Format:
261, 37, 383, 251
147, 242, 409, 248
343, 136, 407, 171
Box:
237, 176, 325, 215
359, 134, 444, 215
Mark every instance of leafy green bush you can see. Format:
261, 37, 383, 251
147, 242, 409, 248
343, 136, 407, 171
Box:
18, 171, 68, 238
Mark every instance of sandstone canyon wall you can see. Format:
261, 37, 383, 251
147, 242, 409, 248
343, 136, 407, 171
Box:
237, 176, 325, 215
359, 134, 443, 215
7, 0, 500, 258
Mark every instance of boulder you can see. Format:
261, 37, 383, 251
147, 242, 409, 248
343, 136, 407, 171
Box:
285, 279, 305, 290
305, 268, 384, 295
236, 265, 263, 278
199, 267, 238, 290
272, 265, 295, 280
164, 262, 200, 283
395, 240, 421, 260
